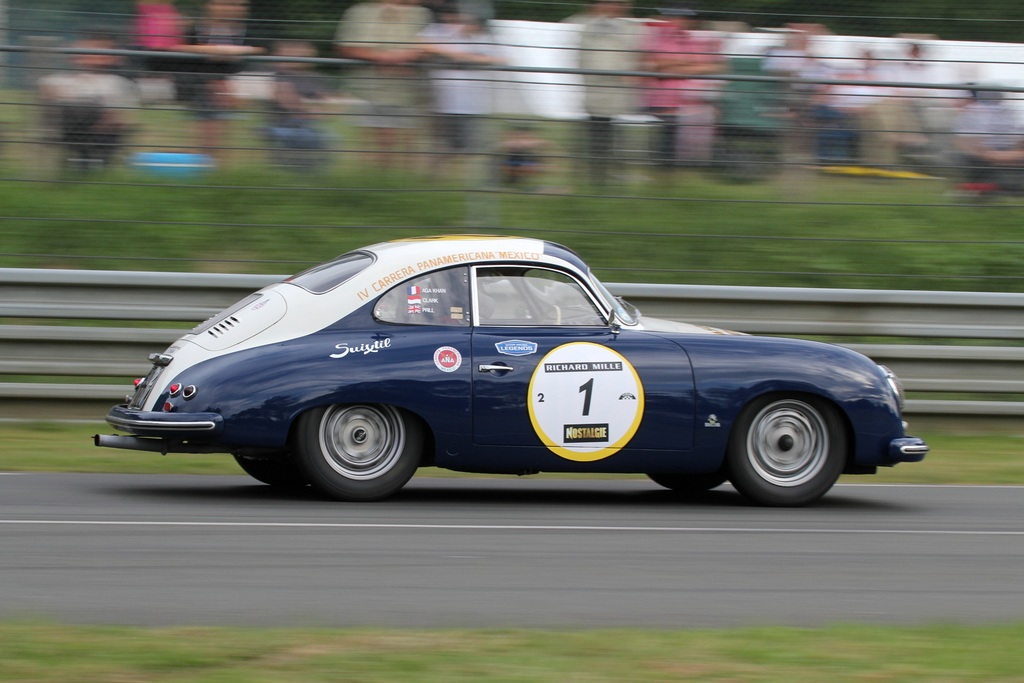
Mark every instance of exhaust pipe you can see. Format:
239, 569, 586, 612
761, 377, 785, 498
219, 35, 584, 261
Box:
93, 434, 227, 454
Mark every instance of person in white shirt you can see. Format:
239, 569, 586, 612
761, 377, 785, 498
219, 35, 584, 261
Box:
954, 88, 1024, 192
418, 5, 502, 174
576, 0, 643, 185
38, 35, 140, 170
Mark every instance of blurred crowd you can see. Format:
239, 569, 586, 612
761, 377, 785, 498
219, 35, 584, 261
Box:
29, 0, 1024, 195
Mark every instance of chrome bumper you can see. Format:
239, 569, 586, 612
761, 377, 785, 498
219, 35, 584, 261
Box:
888, 436, 929, 463
104, 404, 224, 439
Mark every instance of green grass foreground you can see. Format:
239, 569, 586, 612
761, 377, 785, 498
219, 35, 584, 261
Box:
2, 422, 1022, 484
2, 623, 1023, 682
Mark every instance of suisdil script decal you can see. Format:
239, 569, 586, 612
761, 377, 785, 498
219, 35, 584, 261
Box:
330, 338, 392, 358
527, 342, 644, 462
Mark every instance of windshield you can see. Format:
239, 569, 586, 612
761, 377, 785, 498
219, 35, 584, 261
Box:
590, 274, 638, 326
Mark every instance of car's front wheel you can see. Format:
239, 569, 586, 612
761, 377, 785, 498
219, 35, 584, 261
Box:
726, 395, 846, 507
293, 404, 423, 501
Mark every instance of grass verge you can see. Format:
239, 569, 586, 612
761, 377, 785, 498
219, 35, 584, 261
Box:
2, 623, 1023, 682
2, 422, 1022, 484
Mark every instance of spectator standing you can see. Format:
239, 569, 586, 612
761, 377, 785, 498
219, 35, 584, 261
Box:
954, 89, 1024, 195
132, 1, 183, 73
640, 3, 724, 169
38, 34, 140, 171
335, 0, 432, 169
817, 49, 935, 169
811, 51, 877, 163
761, 27, 830, 176
418, 5, 503, 177
576, 0, 643, 185
265, 40, 334, 170
499, 122, 549, 187
174, 0, 264, 163
761, 28, 829, 84
889, 41, 958, 168
841, 50, 929, 168
892, 42, 951, 129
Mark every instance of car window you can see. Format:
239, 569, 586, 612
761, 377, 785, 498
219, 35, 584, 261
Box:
286, 252, 374, 294
374, 266, 470, 326
475, 267, 606, 327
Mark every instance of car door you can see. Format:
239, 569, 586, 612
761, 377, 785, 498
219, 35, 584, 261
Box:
470, 266, 696, 466
370, 265, 474, 449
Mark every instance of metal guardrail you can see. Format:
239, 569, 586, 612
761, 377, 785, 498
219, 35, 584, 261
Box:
1, 268, 1022, 421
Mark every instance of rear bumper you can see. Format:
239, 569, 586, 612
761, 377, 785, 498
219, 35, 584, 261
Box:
888, 436, 929, 463
104, 404, 224, 439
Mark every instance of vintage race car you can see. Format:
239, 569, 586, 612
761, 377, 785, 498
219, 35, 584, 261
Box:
95, 235, 927, 506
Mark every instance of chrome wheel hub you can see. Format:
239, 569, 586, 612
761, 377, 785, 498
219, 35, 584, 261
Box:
318, 405, 405, 480
746, 399, 829, 487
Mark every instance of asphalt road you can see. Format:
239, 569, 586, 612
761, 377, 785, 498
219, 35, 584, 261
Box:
1, 472, 1022, 628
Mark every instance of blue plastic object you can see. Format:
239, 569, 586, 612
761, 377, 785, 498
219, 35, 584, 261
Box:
130, 152, 215, 177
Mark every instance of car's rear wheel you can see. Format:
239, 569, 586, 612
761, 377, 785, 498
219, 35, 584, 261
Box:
233, 454, 308, 489
293, 404, 422, 501
726, 395, 846, 507
647, 472, 727, 493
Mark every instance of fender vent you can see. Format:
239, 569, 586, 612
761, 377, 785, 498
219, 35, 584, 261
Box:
188, 290, 286, 352
207, 316, 241, 338
191, 293, 262, 335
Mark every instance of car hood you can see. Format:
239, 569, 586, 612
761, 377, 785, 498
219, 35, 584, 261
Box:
637, 315, 744, 336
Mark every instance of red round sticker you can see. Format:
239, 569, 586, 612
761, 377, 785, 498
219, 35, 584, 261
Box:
433, 346, 462, 373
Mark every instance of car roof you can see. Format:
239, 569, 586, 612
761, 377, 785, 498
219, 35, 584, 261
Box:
362, 235, 591, 276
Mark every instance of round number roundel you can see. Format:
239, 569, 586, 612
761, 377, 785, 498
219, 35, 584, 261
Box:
527, 342, 645, 462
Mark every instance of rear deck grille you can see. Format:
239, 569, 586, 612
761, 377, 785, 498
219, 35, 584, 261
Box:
207, 316, 241, 338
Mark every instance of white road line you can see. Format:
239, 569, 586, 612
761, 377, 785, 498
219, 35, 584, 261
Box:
0, 520, 1022, 536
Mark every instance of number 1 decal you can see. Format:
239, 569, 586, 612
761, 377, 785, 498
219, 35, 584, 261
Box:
527, 342, 645, 462
578, 378, 594, 416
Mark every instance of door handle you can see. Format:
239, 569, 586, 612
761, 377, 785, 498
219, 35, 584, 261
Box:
478, 364, 514, 374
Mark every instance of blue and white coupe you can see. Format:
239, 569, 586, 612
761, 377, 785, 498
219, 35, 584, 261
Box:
96, 236, 927, 506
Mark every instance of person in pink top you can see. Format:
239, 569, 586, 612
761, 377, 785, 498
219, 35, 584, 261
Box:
640, 3, 724, 168
134, 2, 183, 50
133, 2, 184, 74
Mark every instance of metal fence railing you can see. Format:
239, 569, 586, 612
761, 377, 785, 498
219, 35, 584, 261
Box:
1, 267, 1022, 423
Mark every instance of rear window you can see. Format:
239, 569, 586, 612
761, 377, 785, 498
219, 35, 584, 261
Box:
286, 252, 374, 294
